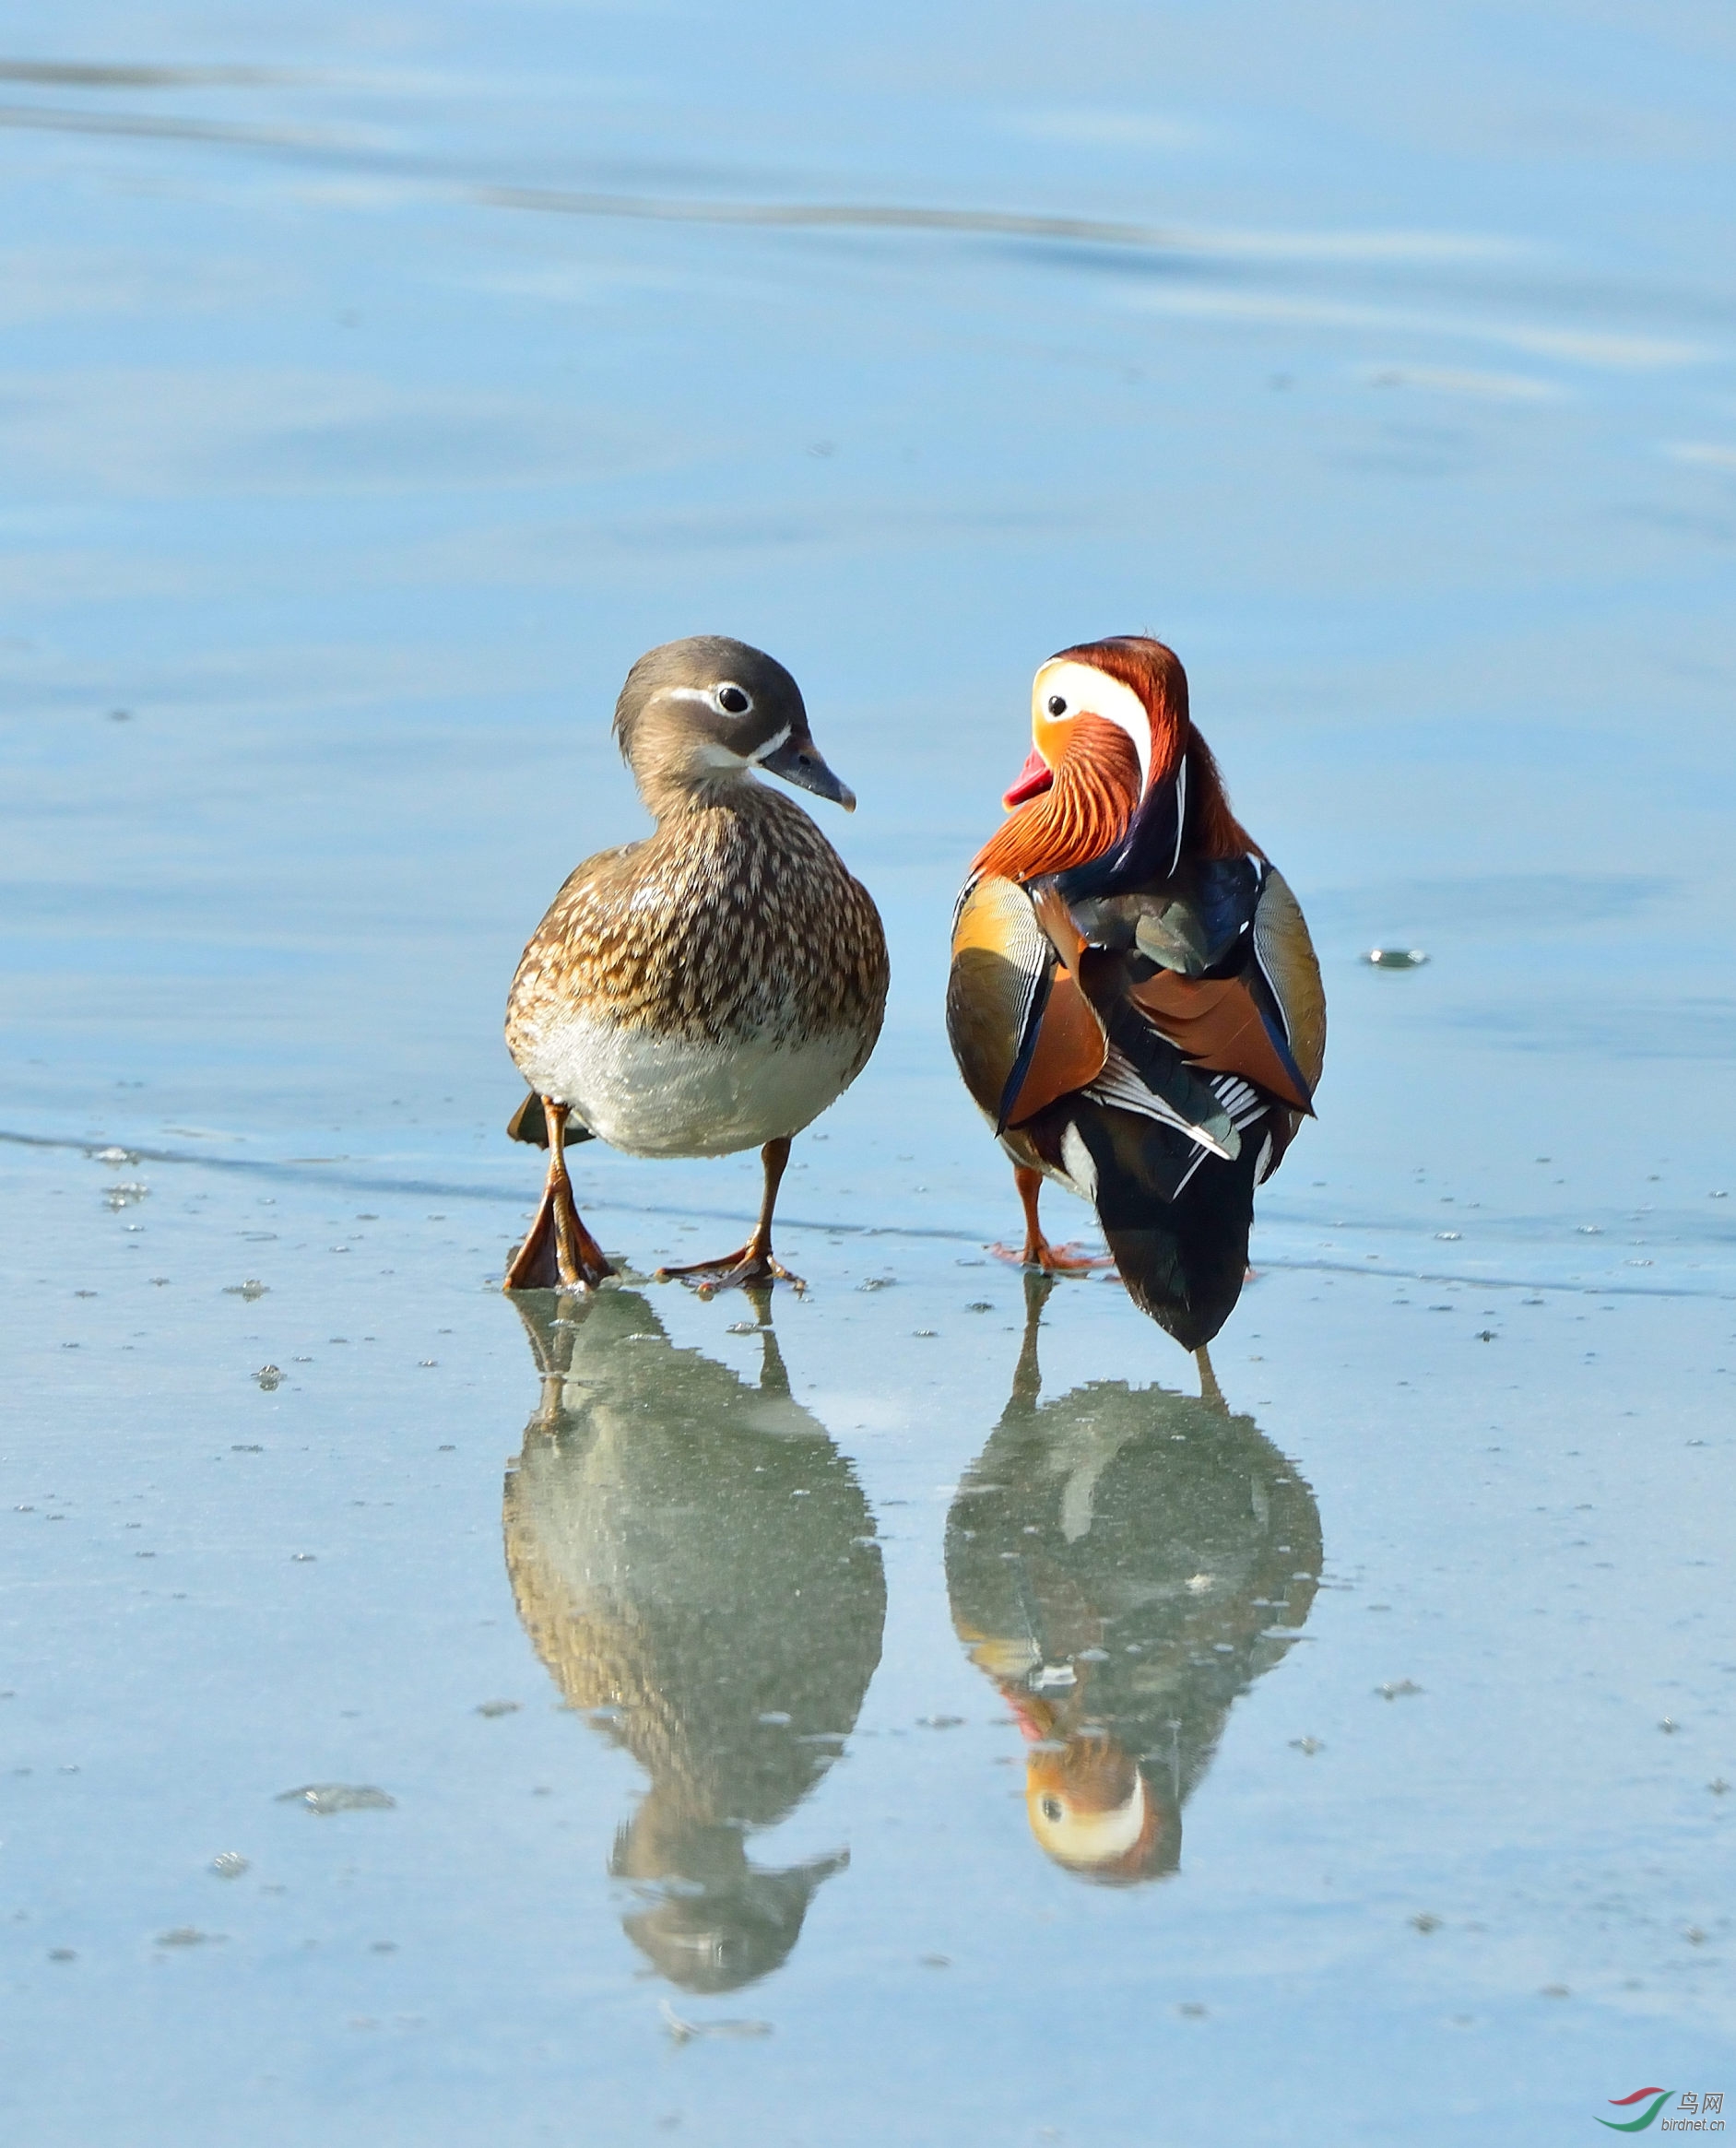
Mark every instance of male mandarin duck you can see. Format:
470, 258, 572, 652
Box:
503, 637, 889, 1293
946, 635, 1325, 1365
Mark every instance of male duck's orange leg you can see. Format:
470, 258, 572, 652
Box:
655, 1137, 805, 1294
503, 1098, 615, 1292
990, 1165, 1114, 1274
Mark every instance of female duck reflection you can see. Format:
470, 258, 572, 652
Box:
502, 1288, 884, 1991
946, 1276, 1322, 1885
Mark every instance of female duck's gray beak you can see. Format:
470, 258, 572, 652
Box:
759, 733, 856, 812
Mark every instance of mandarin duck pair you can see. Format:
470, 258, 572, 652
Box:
502, 632, 1323, 1375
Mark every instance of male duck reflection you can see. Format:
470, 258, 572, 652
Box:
948, 637, 1325, 1372
504, 637, 888, 1293
502, 1288, 885, 1991
945, 1276, 1321, 1884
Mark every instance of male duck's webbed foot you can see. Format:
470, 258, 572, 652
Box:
655, 1137, 806, 1295
503, 1099, 616, 1293
990, 1164, 1115, 1274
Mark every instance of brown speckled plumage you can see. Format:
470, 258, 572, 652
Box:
501, 636, 887, 1293
506, 782, 887, 1065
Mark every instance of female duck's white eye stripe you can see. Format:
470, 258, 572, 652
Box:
747, 723, 791, 764
1032, 661, 1153, 795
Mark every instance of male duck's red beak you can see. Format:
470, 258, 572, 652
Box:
1002, 745, 1054, 808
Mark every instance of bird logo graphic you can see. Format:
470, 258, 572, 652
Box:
1596, 2090, 1673, 2132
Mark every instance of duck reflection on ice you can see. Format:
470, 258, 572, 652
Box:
502, 1288, 885, 1991
945, 1275, 1322, 1885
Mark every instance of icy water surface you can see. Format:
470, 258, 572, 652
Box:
3, 4, 1734, 2142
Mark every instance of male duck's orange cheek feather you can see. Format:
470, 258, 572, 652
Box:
973, 716, 1140, 884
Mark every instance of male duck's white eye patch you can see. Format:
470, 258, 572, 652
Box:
1032, 659, 1153, 795
715, 682, 751, 715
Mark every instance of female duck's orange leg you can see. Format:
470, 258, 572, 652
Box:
991, 1165, 1114, 1274
655, 1136, 806, 1294
503, 1099, 615, 1292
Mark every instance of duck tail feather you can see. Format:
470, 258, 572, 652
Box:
506, 1093, 595, 1148
1065, 1104, 1261, 1351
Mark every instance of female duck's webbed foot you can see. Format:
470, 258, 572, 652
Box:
503, 1099, 615, 1292
655, 1137, 806, 1295
989, 1165, 1115, 1273
1195, 1344, 1228, 1414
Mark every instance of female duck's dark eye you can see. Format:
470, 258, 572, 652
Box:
717, 683, 750, 714
1041, 1797, 1064, 1823
1046, 694, 1068, 717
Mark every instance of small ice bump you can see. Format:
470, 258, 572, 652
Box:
104, 1183, 149, 1209
224, 1280, 269, 1300
475, 1700, 520, 1718
756, 1711, 792, 1728
210, 1852, 249, 1879
857, 1276, 895, 1292
726, 1320, 759, 1334
277, 1784, 396, 1814
1376, 1680, 1423, 1701
89, 1146, 136, 1166
156, 1927, 223, 1947
254, 1366, 282, 1390
1364, 947, 1428, 968
1434, 1231, 1461, 1242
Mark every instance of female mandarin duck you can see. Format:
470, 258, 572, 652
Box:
946, 635, 1325, 1370
503, 636, 888, 1293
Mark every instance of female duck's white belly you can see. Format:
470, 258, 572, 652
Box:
516, 1014, 865, 1159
